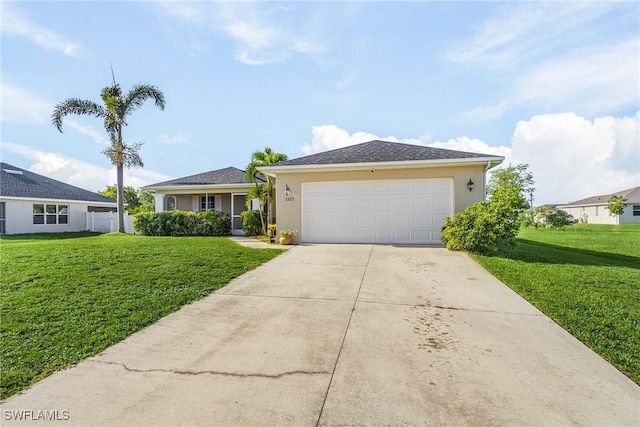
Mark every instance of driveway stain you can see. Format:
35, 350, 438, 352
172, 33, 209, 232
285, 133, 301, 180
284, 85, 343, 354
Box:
409, 305, 459, 351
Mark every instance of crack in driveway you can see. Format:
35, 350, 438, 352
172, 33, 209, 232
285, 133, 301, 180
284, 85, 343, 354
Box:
89, 360, 330, 379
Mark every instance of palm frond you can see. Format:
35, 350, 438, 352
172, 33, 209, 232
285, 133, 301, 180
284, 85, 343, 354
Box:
51, 99, 106, 132
123, 84, 165, 117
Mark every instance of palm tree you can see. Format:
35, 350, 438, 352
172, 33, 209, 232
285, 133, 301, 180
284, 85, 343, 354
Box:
245, 183, 268, 234
52, 82, 165, 232
246, 147, 288, 226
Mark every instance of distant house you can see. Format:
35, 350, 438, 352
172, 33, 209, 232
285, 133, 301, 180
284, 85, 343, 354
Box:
557, 187, 640, 225
143, 167, 263, 235
0, 163, 117, 234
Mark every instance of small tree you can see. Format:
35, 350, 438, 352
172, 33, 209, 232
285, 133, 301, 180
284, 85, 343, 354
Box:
98, 185, 155, 214
99, 185, 140, 213
606, 195, 626, 230
442, 164, 535, 253
137, 190, 155, 213
246, 147, 288, 226
487, 164, 535, 210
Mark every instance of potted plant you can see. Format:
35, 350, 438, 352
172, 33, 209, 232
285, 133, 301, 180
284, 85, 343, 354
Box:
279, 229, 297, 245
267, 223, 277, 243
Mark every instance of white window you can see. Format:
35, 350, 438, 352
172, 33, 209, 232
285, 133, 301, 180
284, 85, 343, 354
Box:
633, 205, 640, 216
201, 195, 216, 211
165, 196, 177, 211
594, 206, 599, 216
33, 204, 68, 225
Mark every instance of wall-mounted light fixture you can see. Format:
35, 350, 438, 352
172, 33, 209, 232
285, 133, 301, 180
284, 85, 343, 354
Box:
466, 179, 475, 192
284, 184, 290, 196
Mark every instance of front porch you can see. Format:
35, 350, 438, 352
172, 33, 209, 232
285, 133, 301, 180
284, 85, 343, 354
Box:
154, 192, 255, 235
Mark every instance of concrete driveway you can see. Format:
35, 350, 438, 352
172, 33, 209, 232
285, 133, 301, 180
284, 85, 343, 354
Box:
2, 245, 638, 426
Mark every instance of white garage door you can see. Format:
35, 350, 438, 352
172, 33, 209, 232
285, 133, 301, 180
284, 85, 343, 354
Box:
302, 178, 453, 244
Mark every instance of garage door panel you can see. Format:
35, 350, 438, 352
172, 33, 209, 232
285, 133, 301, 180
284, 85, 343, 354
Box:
302, 178, 453, 244
393, 197, 411, 209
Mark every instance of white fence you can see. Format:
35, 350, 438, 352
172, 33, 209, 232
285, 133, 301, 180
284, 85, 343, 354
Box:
86, 212, 135, 233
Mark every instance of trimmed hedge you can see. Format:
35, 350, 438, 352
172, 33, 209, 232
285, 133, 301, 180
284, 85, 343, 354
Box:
133, 210, 231, 236
241, 210, 264, 236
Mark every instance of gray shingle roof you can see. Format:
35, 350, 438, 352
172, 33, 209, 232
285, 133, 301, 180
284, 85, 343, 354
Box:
0, 163, 116, 203
272, 140, 496, 167
146, 167, 263, 188
561, 187, 640, 206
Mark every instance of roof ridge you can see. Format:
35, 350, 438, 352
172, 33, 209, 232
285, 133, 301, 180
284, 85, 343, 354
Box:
270, 139, 502, 168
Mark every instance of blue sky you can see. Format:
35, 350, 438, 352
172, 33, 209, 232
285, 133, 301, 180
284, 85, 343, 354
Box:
1, 1, 638, 204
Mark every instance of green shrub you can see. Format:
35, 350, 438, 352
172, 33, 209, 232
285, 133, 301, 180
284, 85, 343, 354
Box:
545, 210, 575, 228
133, 210, 231, 236
241, 210, 264, 236
441, 201, 520, 254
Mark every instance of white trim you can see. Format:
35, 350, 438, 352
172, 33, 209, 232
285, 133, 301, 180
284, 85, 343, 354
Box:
258, 156, 504, 176
144, 183, 256, 192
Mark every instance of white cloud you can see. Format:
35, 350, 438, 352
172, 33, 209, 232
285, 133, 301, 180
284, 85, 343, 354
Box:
2, 142, 172, 192
154, 2, 324, 65
466, 39, 639, 121
159, 133, 189, 145
300, 114, 639, 206
66, 120, 109, 146
300, 125, 507, 159
1, 3, 81, 56
301, 125, 387, 155
429, 137, 512, 160
446, 2, 615, 68
0, 83, 51, 123
448, 2, 638, 120
510, 112, 639, 205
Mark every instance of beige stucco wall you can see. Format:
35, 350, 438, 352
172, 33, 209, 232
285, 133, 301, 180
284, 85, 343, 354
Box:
273, 165, 488, 243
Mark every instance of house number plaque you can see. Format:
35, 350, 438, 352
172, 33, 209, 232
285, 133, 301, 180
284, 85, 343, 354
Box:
285, 196, 295, 202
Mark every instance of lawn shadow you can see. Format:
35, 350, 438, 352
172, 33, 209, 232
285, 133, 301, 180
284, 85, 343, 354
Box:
0, 232, 103, 241
491, 239, 640, 270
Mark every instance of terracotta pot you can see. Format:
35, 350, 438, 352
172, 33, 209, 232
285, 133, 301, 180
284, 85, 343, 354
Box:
279, 236, 293, 245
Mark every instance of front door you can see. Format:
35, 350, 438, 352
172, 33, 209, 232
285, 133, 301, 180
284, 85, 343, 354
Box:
231, 194, 247, 235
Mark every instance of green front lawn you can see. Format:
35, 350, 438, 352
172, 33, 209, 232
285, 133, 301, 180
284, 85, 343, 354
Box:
472, 224, 640, 384
0, 233, 283, 400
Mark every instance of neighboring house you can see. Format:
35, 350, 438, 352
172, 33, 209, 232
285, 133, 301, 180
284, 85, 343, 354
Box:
558, 187, 640, 225
143, 167, 264, 235
258, 140, 504, 244
0, 163, 117, 235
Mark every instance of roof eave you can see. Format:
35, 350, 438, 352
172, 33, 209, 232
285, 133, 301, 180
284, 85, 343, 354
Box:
258, 156, 504, 177
0, 195, 117, 205
143, 182, 257, 192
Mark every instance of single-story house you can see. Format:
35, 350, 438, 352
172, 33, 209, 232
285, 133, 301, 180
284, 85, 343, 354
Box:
558, 187, 640, 225
0, 162, 117, 235
258, 140, 504, 244
143, 167, 264, 235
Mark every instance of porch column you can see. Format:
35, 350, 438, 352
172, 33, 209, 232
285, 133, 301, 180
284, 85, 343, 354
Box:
231, 194, 234, 229
154, 194, 164, 212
